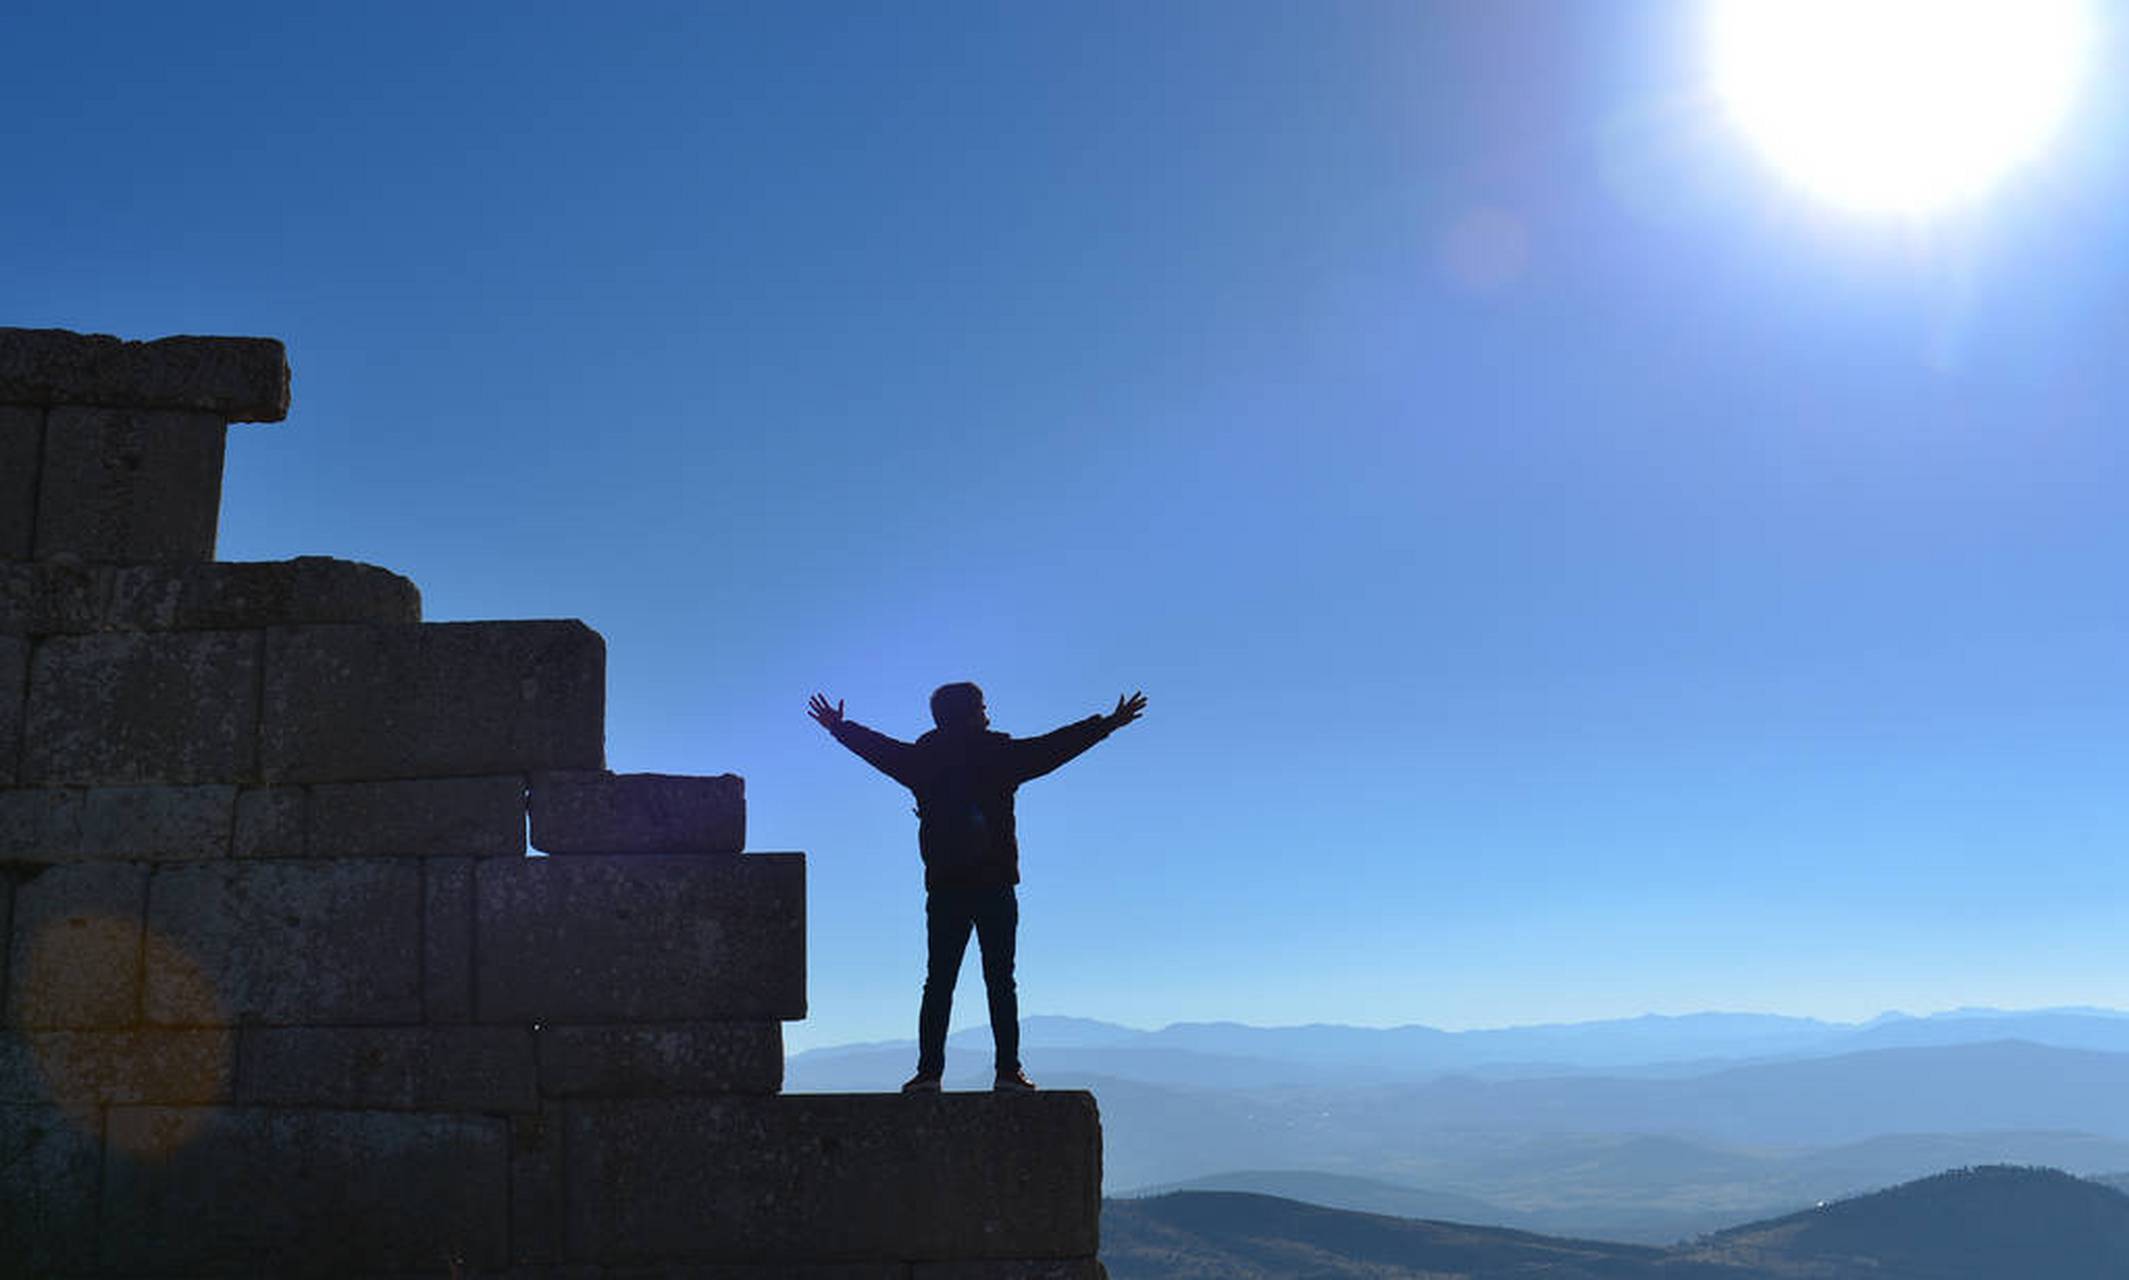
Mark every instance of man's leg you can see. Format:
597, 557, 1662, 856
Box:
916, 890, 976, 1080
971, 887, 1021, 1076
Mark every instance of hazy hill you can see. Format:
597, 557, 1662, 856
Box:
795, 1038, 2129, 1154
1684, 1165, 2129, 1279
1065, 1042, 2129, 1193
1845, 1009, 2129, 1056
1101, 1190, 1709, 1280
1336, 1040, 2129, 1146
1103, 1168, 2129, 1279
1122, 1170, 1524, 1228
1117, 1131, 2129, 1246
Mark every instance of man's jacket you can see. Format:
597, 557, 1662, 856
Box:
828, 715, 1114, 890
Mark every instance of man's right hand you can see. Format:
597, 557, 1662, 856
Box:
808, 694, 846, 731
1107, 691, 1147, 730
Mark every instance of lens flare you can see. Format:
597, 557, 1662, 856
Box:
1708, 0, 2093, 214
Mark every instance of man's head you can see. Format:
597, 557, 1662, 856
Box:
929, 681, 988, 733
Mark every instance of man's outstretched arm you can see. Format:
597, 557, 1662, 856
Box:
1010, 691, 1147, 783
808, 693, 920, 787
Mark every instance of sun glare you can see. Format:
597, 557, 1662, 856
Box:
1709, 0, 2093, 215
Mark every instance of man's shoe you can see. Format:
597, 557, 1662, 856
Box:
993, 1069, 1038, 1093
901, 1073, 942, 1094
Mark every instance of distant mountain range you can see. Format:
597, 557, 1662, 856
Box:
1105, 1190, 1684, 1280
1103, 1166, 2129, 1279
790, 1009, 2129, 1243
792, 1006, 2129, 1087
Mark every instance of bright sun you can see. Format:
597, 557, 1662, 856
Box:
1708, 0, 2094, 215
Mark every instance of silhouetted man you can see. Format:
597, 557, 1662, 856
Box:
809, 683, 1146, 1093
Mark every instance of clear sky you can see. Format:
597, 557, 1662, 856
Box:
6, 2, 2127, 1051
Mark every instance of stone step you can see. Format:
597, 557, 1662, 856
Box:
528, 770, 746, 855
557, 1092, 1101, 1267
261, 620, 607, 784
0, 557, 421, 636
2, 853, 803, 1030
28, 405, 229, 563
474, 852, 803, 1024
0, 326, 283, 563
1, 771, 758, 864
2, 772, 754, 863
0, 326, 288, 421
3, 1091, 1102, 1277
0, 777, 530, 863
3, 618, 604, 787
0, 1021, 784, 1119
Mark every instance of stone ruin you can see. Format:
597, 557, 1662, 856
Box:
0, 327, 1103, 1278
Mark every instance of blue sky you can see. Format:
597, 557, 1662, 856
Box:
6, 2, 2127, 1051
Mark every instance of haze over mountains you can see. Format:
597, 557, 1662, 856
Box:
790, 1007, 2129, 1243
1102, 1166, 2129, 1279
795, 1006, 2129, 1085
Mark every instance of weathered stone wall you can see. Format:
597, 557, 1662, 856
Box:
0, 328, 1103, 1279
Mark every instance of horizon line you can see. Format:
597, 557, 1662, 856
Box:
795, 1002, 2129, 1053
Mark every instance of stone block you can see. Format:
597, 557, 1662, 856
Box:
0, 869, 10, 1013
233, 785, 307, 857
0, 1027, 234, 1115
510, 1103, 568, 1266
310, 775, 526, 857
0, 557, 95, 634
0, 1102, 102, 1275
912, 1262, 1105, 1280
237, 1025, 536, 1111
0, 787, 83, 859
0, 404, 37, 560
449, 1269, 605, 1280
146, 859, 423, 1025
34, 405, 228, 563
6, 860, 148, 1027
261, 621, 605, 783
100, 1106, 509, 1275
0, 556, 421, 638
0, 633, 23, 784
109, 555, 422, 631
80, 784, 237, 859
21, 629, 260, 784
613, 1260, 919, 1269
564, 1092, 1102, 1264
475, 854, 803, 1024
0, 326, 290, 421
537, 1022, 783, 1098
529, 770, 745, 855
424, 857, 475, 1021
